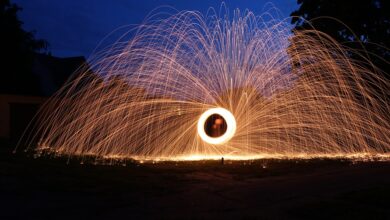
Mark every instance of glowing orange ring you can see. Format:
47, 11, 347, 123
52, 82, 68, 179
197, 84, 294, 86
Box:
197, 108, 236, 144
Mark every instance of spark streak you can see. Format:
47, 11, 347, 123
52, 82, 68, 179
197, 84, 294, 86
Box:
22, 7, 390, 161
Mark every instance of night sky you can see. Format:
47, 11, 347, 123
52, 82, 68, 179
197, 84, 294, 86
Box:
14, 0, 298, 58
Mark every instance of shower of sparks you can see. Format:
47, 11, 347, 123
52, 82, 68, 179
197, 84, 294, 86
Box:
22, 8, 390, 161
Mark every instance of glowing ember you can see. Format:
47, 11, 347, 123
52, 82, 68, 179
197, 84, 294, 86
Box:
21, 7, 390, 161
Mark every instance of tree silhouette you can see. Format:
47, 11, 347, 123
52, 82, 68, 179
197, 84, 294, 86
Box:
0, 0, 48, 95
291, 0, 390, 76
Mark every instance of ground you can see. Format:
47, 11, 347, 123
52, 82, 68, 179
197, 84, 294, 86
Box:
1, 142, 390, 219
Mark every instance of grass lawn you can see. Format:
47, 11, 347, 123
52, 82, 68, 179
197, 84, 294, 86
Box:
1, 142, 390, 219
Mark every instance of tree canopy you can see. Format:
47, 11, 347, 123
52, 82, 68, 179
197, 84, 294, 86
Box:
0, 0, 48, 95
291, 0, 390, 76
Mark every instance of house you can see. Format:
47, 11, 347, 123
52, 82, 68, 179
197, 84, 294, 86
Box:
0, 54, 89, 142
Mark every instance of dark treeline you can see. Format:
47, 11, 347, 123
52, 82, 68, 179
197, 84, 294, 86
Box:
291, 0, 390, 78
0, 0, 48, 95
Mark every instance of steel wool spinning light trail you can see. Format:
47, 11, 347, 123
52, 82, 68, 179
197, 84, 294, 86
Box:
23, 8, 390, 161
197, 107, 236, 145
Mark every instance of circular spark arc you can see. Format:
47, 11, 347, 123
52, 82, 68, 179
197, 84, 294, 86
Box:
197, 108, 236, 145
19, 6, 390, 161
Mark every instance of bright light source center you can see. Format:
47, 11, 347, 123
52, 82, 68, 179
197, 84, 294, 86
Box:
197, 108, 236, 144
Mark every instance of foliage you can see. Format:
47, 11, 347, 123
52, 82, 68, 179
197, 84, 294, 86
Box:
291, 0, 390, 75
0, 0, 48, 95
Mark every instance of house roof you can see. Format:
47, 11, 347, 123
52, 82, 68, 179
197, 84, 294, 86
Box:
32, 53, 89, 96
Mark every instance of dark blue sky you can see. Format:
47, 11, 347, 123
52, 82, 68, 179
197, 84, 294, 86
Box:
14, 0, 298, 58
